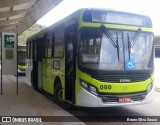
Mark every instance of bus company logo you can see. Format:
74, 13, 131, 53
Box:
123, 86, 128, 91
120, 79, 130, 83
2, 117, 11, 122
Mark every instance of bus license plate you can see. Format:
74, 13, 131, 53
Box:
119, 97, 132, 103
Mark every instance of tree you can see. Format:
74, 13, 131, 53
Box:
18, 24, 45, 45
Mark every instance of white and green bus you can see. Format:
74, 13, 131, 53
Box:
26, 8, 154, 107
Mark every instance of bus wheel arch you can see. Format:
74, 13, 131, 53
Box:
54, 77, 74, 109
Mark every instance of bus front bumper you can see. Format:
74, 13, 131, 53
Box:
77, 88, 153, 107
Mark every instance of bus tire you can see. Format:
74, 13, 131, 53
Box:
54, 83, 63, 104
54, 83, 74, 110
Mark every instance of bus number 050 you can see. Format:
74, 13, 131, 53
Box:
100, 85, 112, 90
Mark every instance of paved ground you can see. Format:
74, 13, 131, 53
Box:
0, 76, 85, 125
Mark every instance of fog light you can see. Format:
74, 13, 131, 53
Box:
147, 83, 153, 93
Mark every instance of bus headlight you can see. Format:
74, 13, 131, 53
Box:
80, 80, 88, 89
147, 82, 153, 93
90, 86, 98, 95
80, 80, 98, 95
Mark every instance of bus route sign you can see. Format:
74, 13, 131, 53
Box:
1, 32, 17, 75
4, 35, 14, 48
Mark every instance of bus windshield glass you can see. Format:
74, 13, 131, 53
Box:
79, 28, 124, 70
125, 31, 154, 70
79, 28, 154, 71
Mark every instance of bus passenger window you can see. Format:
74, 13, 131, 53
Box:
45, 32, 52, 58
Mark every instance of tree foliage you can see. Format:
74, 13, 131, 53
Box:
18, 24, 45, 45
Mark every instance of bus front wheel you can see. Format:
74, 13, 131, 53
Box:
55, 83, 64, 104
54, 83, 73, 110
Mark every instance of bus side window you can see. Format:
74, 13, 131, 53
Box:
54, 26, 64, 58
42, 37, 45, 59
46, 32, 52, 58
44, 35, 49, 58
37, 38, 43, 61
34, 40, 37, 61
52, 32, 55, 57
66, 32, 74, 62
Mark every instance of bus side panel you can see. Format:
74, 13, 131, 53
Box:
49, 58, 65, 97
46, 59, 53, 93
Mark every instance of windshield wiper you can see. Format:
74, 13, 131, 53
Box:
131, 28, 141, 48
127, 33, 131, 61
116, 32, 120, 61
100, 25, 119, 61
127, 28, 141, 61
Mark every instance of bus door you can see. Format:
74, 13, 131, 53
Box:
65, 21, 77, 103
37, 38, 43, 91
32, 39, 38, 89
32, 38, 44, 90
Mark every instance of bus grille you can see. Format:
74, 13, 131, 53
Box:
100, 93, 146, 103
91, 71, 150, 83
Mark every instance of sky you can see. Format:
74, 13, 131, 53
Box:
37, 0, 160, 35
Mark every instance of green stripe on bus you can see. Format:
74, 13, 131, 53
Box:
79, 22, 153, 32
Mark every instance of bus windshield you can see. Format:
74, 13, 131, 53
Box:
79, 27, 154, 71
79, 28, 124, 70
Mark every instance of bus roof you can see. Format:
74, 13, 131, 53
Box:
82, 8, 152, 27
27, 8, 152, 41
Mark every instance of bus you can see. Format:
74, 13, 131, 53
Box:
26, 8, 154, 107
18, 46, 26, 75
